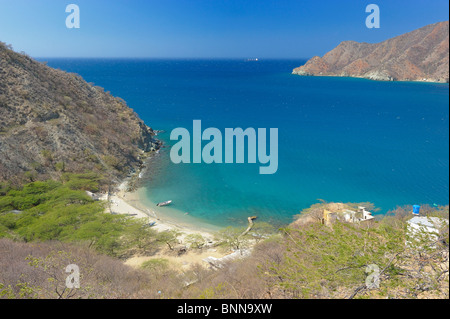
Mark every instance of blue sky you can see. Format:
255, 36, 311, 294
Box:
0, 0, 448, 58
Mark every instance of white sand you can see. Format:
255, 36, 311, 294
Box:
97, 180, 254, 269
100, 181, 218, 242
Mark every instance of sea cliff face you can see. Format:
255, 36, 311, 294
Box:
293, 21, 449, 83
0, 42, 161, 185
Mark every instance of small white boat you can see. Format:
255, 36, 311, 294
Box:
156, 200, 172, 207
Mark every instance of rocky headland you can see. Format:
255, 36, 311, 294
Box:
293, 21, 449, 83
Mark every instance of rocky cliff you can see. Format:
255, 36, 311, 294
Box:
293, 21, 449, 83
0, 42, 161, 185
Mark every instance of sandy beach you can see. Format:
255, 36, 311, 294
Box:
97, 179, 259, 270
103, 181, 219, 243
97, 180, 252, 270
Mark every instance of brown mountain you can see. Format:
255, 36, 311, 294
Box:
293, 21, 449, 83
0, 42, 161, 185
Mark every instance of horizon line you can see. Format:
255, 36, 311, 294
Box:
34, 56, 311, 60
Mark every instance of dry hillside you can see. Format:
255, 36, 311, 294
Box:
293, 21, 449, 82
0, 42, 161, 185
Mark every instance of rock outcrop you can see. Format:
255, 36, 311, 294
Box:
293, 21, 449, 83
0, 42, 161, 185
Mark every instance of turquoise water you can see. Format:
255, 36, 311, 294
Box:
42, 59, 449, 227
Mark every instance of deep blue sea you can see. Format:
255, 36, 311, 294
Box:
41, 58, 449, 227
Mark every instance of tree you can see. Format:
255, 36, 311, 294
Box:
215, 226, 250, 252
141, 258, 170, 279
185, 234, 206, 250
121, 218, 159, 254
157, 230, 181, 251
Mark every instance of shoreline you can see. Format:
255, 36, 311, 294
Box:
105, 179, 256, 270
291, 72, 450, 84
106, 179, 221, 243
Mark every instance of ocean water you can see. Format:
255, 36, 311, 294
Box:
42, 58, 449, 227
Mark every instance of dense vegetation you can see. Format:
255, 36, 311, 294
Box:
0, 174, 163, 257
0, 175, 448, 299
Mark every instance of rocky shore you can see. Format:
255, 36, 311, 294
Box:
293, 21, 449, 83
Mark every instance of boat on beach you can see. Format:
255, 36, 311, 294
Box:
156, 200, 172, 207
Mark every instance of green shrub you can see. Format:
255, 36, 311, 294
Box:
141, 258, 169, 272
0, 176, 159, 257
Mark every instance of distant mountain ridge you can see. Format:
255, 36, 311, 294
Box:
293, 21, 449, 83
0, 42, 161, 185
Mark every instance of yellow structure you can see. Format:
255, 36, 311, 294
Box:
322, 209, 336, 226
